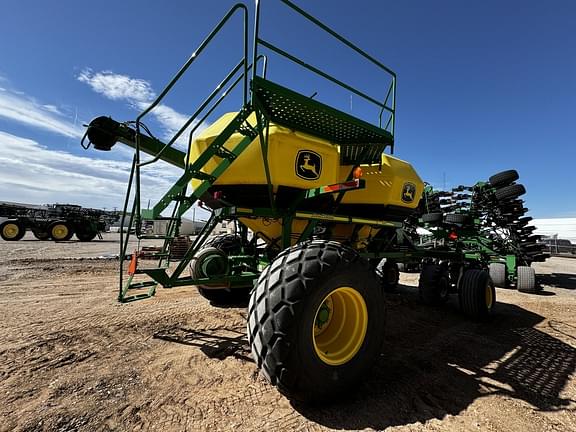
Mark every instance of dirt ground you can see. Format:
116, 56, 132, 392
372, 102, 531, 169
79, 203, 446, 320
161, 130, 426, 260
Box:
1, 233, 575, 432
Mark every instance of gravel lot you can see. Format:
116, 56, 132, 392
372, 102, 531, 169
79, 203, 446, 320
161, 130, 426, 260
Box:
1, 233, 575, 431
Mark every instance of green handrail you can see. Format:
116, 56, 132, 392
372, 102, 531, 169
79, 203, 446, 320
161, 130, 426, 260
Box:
251, 0, 396, 136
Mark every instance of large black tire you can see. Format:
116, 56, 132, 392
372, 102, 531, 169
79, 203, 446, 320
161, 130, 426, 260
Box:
192, 236, 252, 305
0, 220, 26, 241
494, 184, 526, 202
376, 259, 399, 292
49, 221, 74, 241
458, 269, 495, 320
488, 170, 519, 188
418, 264, 450, 305
489, 263, 507, 287
517, 266, 537, 292
248, 240, 385, 402
517, 216, 533, 225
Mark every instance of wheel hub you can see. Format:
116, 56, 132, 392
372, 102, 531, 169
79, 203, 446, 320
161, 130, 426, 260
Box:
52, 224, 69, 240
200, 253, 228, 277
314, 297, 333, 334
2, 223, 19, 239
313, 287, 368, 366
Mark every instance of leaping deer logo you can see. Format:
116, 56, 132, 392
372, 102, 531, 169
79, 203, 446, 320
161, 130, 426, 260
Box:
295, 150, 322, 180
300, 154, 319, 177
401, 182, 417, 203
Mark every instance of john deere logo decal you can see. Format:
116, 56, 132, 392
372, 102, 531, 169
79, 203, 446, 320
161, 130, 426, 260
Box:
295, 150, 322, 180
401, 182, 416, 203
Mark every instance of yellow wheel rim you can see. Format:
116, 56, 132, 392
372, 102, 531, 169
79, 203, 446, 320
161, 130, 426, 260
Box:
2, 223, 20, 239
313, 287, 368, 366
51, 224, 69, 240
485, 284, 494, 309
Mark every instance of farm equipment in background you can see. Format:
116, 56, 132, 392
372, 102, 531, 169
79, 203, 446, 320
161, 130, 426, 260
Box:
413, 169, 549, 293
0, 202, 119, 242
81, 0, 539, 402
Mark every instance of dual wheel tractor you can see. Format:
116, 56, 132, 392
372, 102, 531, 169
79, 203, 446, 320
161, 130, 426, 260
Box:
81, 0, 546, 402
0, 203, 118, 242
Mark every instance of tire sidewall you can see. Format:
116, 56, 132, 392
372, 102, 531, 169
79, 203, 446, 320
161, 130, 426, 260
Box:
286, 264, 385, 400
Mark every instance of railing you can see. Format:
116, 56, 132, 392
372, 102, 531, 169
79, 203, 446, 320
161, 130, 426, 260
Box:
251, 0, 396, 136
119, 3, 253, 292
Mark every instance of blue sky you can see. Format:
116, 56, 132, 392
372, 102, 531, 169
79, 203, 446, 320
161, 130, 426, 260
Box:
0, 0, 574, 219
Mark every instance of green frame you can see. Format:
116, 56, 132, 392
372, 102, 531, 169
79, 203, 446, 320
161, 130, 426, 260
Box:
93, 0, 407, 302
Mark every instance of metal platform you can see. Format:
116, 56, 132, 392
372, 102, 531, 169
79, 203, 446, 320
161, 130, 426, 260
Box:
252, 76, 393, 165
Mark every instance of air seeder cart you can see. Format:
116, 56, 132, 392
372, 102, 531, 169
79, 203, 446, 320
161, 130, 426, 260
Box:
83, 0, 499, 401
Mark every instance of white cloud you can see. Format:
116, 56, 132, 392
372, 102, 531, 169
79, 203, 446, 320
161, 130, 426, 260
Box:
42, 104, 63, 115
77, 69, 155, 103
77, 69, 206, 148
0, 130, 195, 214
0, 90, 83, 139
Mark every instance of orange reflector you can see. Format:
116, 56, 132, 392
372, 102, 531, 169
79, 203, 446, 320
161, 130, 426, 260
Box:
128, 250, 138, 275
353, 166, 363, 179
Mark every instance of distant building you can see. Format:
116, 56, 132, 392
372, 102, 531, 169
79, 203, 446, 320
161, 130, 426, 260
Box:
531, 218, 576, 243
152, 218, 206, 236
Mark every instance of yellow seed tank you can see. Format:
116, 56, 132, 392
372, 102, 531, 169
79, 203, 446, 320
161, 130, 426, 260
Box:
189, 112, 424, 247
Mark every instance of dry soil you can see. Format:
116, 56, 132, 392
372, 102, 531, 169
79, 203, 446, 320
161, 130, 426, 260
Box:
1, 233, 575, 431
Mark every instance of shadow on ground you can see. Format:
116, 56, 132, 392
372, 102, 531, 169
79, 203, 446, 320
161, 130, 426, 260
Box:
293, 284, 576, 430
153, 326, 252, 362
154, 284, 576, 430
539, 273, 576, 290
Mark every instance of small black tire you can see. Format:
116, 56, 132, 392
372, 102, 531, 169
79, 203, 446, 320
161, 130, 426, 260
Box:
49, 221, 74, 241
205, 234, 243, 254
517, 266, 537, 292
422, 212, 443, 223
248, 240, 385, 402
32, 230, 51, 241
419, 264, 450, 305
489, 263, 507, 287
0, 220, 26, 241
494, 184, 526, 202
192, 239, 251, 305
444, 213, 468, 224
488, 170, 519, 188
458, 269, 495, 320
376, 259, 399, 292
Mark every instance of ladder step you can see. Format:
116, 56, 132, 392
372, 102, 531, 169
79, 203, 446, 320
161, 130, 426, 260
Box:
127, 281, 158, 289
193, 172, 216, 182
122, 292, 155, 302
215, 147, 238, 160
